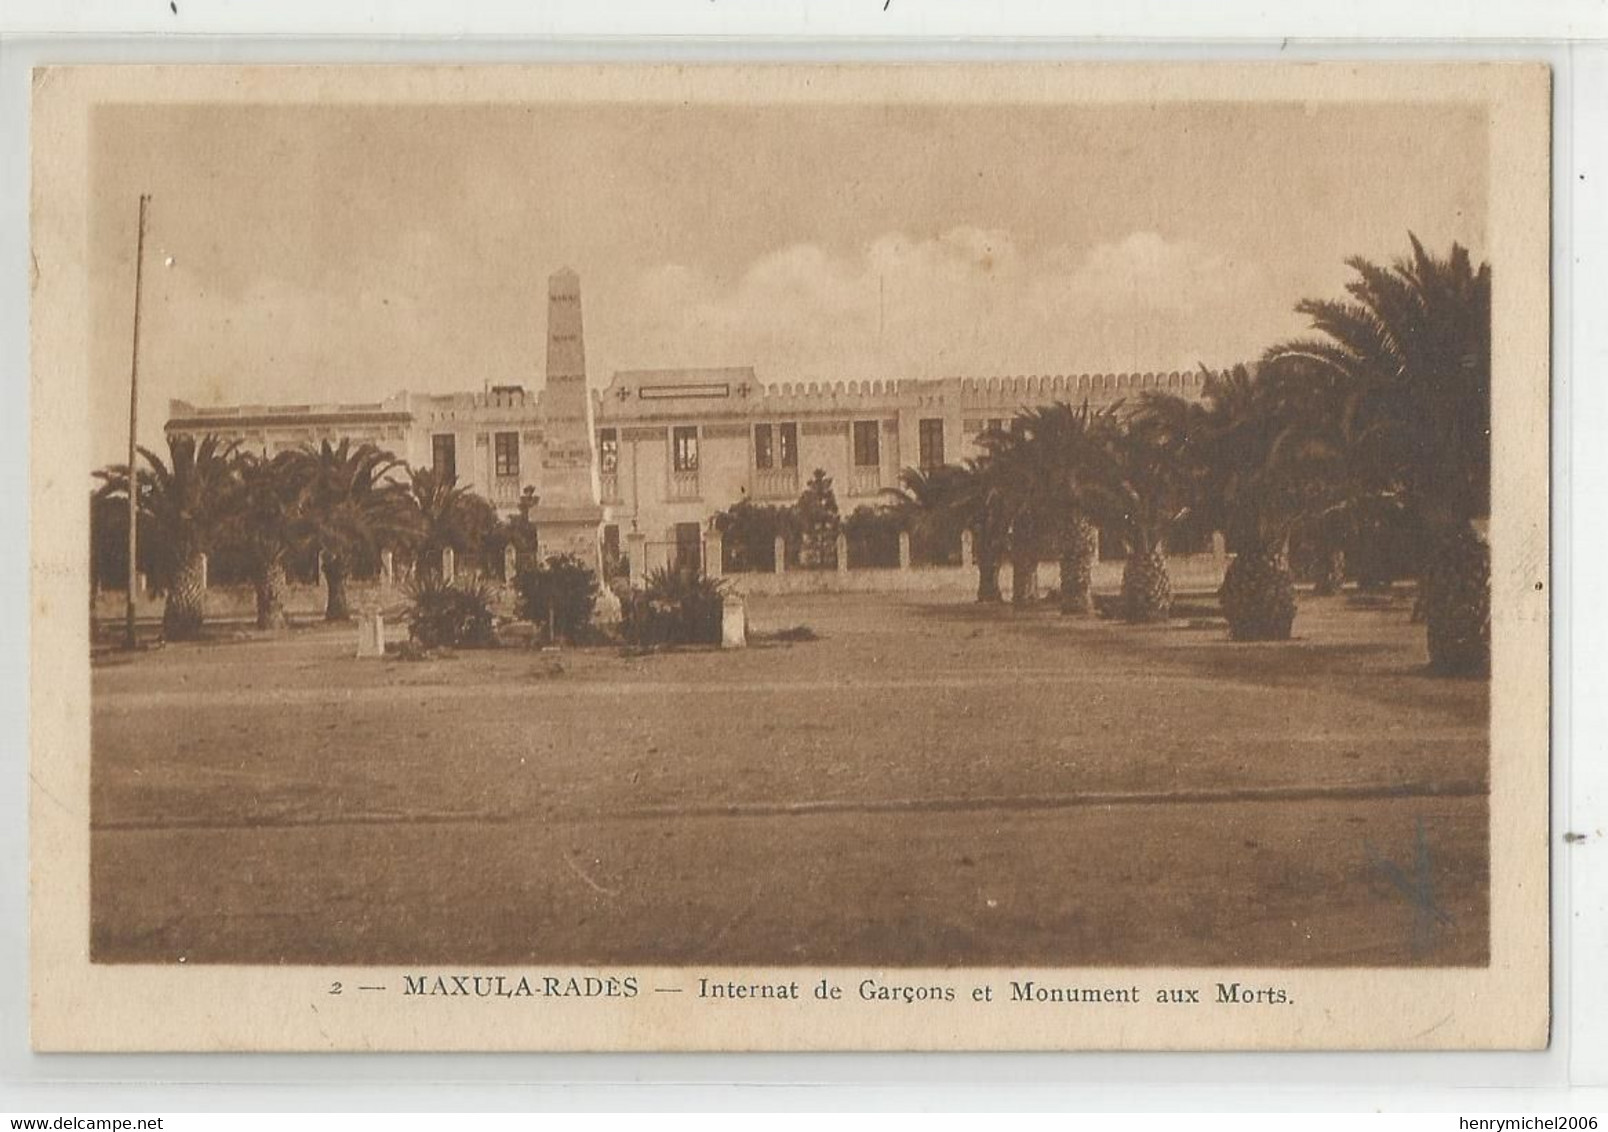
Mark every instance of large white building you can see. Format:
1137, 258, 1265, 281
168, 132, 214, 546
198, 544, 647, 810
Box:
167, 269, 1209, 577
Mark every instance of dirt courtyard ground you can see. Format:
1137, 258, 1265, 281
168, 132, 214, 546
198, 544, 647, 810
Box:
89, 589, 1489, 968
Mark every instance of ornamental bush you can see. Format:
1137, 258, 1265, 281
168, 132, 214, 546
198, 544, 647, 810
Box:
621, 566, 728, 646
513, 553, 600, 643
404, 573, 498, 649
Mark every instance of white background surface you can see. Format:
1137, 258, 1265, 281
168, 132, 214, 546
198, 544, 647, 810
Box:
0, 0, 1603, 1112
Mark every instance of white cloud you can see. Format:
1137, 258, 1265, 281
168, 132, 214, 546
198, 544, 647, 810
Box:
601, 228, 1285, 384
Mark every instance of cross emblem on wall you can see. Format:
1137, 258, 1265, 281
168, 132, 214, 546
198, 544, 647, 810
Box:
735, 382, 752, 398
615, 386, 632, 401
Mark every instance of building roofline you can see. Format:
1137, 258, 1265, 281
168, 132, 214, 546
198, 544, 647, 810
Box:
167, 410, 413, 431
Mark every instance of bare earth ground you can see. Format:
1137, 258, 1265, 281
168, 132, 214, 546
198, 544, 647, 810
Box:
89, 590, 1489, 967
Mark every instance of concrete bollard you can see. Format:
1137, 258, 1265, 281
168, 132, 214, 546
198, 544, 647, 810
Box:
836, 531, 849, 574
721, 595, 747, 649
773, 535, 786, 575
357, 611, 386, 658
898, 530, 912, 571
960, 529, 974, 568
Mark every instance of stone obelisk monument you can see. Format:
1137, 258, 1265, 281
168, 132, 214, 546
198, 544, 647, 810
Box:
535, 267, 606, 573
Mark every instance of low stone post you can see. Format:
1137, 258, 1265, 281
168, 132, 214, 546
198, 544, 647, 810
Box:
705, 529, 724, 579
1211, 532, 1227, 561
721, 596, 747, 649
960, 529, 974, 568
504, 543, 518, 583
357, 611, 386, 658
626, 529, 647, 586
442, 546, 455, 584
836, 531, 849, 575
198, 553, 208, 591
773, 534, 786, 575
136, 572, 148, 598
898, 530, 912, 571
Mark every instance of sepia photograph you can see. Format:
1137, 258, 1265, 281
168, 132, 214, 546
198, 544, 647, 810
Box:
28, 63, 1551, 1050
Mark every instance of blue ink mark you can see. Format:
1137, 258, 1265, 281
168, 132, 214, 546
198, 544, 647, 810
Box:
1365, 817, 1452, 959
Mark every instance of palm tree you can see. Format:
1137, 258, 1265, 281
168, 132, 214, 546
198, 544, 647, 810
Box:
400, 465, 498, 578
1142, 364, 1308, 641
223, 450, 301, 629
887, 462, 1006, 603
1085, 410, 1191, 623
1266, 235, 1491, 675
283, 439, 410, 621
93, 434, 242, 641
991, 400, 1116, 615
975, 423, 1045, 607
1259, 350, 1395, 598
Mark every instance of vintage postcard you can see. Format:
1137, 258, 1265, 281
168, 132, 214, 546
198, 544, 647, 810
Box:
29, 62, 1550, 1051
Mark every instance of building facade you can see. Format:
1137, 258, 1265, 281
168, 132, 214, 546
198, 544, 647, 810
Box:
166, 270, 1209, 578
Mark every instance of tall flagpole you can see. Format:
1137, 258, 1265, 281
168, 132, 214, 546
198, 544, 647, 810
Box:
124, 193, 150, 650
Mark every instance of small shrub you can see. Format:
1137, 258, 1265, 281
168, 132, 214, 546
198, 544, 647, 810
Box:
404, 573, 498, 649
713, 499, 794, 573
621, 566, 728, 646
513, 553, 600, 642
844, 505, 902, 569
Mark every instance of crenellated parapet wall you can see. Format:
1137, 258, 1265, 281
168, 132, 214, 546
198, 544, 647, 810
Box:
745, 377, 936, 414
957, 371, 1207, 409
594, 369, 1209, 425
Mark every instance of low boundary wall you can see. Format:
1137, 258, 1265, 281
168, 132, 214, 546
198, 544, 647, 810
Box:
92, 553, 1229, 625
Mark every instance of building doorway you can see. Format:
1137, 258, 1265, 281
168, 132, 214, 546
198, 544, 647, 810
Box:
673, 522, 703, 575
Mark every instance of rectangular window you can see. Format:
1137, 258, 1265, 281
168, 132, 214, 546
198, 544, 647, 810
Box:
673, 426, 700, 472
494, 431, 519, 477
432, 434, 457, 483
919, 418, 946, 469
779, 422, 798, 468
853, 420, 880, 467
598, 428, 618, 473
986, 417, 1005, 435
754, 423, 774, 469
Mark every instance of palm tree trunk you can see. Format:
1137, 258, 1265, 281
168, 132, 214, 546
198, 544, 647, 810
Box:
1220, 542, 1298, 641
324, 555, 351, 621
1120, 544, 1172, 623
254, 552, 289, 630
1421, 521, 1490, 677
1313, 546, 1347, 596
1010, 546, 1039, 606
974, 533, 1003, 603
1058, 516, 1097, 615
162, 551, 207, 641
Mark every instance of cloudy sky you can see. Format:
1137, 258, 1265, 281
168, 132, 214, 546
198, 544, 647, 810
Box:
88, 99, 1487, 464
